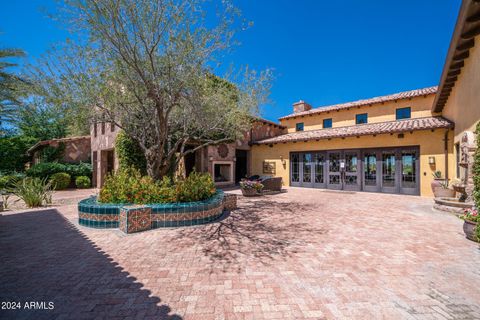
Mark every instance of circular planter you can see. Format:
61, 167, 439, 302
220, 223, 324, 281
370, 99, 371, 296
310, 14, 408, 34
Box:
241, 188, 261, 197
433, 187, 455, 198
463, 220, 478, 242
78, 191, 225, 230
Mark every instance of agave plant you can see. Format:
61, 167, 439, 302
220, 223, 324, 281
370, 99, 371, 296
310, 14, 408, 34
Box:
13, 178, 54, 208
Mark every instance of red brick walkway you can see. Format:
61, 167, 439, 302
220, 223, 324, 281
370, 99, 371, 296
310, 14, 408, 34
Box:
1, 188, 479, 319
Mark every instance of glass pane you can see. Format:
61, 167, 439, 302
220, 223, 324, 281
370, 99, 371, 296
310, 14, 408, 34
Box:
345, 153, 358, 172
302, 153, 312, 183
364, 153, 377, 186
329, 153, 340, 172
382, 152, 396, 187
345, 175, 357, 185
291, 153, 299, 182
314, 153, 324, 184
402, 151, 416, 188
329, 175, 340, 185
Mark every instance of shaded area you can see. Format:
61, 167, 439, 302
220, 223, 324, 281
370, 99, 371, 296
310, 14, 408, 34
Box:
173, 197, 329, 271
0, 209, 181, 320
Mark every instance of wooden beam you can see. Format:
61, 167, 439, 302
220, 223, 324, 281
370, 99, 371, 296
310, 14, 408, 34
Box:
453, 51, 469, 60
461, 24, 480, 39
445, 76, 458, 83
450, 61, 464, 70
466, 11, 480, 23
456, 38, 475, 51
447, 69, 461, 77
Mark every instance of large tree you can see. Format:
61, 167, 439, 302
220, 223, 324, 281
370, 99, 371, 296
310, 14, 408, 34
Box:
29, 0, 271, 179
0, 48, 26, 133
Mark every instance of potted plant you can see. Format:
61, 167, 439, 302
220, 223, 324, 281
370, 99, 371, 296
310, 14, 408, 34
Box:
431, 171, 444, 194
460, 208, 479, 242
433, 180, 456, 198
240, 179, 263, 197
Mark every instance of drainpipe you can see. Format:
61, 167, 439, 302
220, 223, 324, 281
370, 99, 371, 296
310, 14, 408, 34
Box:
444, 129, 449, 182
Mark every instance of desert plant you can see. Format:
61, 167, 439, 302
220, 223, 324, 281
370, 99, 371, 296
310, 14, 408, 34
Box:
50, 172, 71, 190
432, 171, 442, 179
12, 178, 54, 208
75, 176, 91, 189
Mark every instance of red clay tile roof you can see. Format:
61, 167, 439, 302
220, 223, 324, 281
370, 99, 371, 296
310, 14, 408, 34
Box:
254, 116, 453, 144
280, 86, 438, 120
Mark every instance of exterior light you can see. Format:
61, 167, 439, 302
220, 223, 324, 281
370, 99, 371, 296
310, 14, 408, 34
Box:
428, 156, 435, 165
280, 155, 286, 166
209, 156, 213, 161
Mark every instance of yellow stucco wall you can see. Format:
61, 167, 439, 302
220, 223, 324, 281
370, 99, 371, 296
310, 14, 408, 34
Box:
251, 129, 454, 197
442, 35, 480, 145
281, 94, 440, 133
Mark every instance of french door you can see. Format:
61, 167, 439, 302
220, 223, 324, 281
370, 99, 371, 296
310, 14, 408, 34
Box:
326, 150, 361, 191
290, 147, 419, 195
290, 152, 326, 188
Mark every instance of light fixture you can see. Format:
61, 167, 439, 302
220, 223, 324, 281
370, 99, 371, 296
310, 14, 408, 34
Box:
280, 155, 286, 166
428, 156, 435, 165
209, 156, 213, 161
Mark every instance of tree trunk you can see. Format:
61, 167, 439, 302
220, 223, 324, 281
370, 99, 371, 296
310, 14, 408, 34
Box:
145, 148, 163, 180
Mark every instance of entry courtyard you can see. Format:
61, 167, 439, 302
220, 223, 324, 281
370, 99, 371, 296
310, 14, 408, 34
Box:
1, 188, 479, 319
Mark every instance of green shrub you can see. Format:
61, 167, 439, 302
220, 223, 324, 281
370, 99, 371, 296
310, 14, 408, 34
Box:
98, 168, 215, 204
50, 172, 71, 190
175, 171, 216, 202
0, 135, 36, 173
75, 176, 91, 188
0, 173, 26, 190
13, 178, 54, 208
115, 131, 147, 174
26, 162, 92, 179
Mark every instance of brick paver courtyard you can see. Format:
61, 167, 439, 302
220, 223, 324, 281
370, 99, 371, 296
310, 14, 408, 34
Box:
1, 188, 479, 319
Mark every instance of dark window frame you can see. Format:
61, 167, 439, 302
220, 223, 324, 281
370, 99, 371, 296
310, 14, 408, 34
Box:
355, 113, 368, 124
101, 122, 106, 135
396, 107, 411, 120
295, 122, 304, 132
323, 118, 333, 128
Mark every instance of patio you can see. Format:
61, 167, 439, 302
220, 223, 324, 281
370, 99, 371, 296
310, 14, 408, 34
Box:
1, 188, 479, 319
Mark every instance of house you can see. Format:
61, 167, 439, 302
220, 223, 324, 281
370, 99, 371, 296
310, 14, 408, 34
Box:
90, 119, 286, 188
250, 0, 480, 197
27, 136, 91, 166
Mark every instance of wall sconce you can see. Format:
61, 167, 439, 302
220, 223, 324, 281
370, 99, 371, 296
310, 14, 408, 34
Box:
209, 156, 213, 161
233, 157, 237, 162
428, 156, 436, 165
280, 155, 286, 166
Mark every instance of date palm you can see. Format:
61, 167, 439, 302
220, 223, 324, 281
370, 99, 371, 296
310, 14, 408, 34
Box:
0, 48, 26, 129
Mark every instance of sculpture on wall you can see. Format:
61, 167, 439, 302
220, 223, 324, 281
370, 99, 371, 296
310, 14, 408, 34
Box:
458, 131, 476, 202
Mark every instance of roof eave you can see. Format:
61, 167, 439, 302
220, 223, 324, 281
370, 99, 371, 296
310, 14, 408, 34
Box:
433, 0, 480, 113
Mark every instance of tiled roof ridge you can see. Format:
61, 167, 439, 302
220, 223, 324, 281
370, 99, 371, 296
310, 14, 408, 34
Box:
254, 116, 453, 145
280, 86, 438, 120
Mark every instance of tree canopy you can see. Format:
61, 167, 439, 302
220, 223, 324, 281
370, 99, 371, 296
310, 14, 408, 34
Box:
28, 0, 272, 179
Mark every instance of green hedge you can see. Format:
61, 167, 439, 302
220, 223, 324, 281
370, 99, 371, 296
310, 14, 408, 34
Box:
26, 162, 92, 179
50, 172, 71, 190
75, 176, 91, 188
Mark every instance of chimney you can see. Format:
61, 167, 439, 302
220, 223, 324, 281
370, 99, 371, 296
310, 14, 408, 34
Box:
293, 100, 312, 113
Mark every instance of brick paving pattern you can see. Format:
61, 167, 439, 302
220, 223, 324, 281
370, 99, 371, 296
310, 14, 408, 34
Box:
1, 187, 479, 319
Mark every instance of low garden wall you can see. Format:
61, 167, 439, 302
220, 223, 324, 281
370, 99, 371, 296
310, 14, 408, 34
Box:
78, 191, 236, 233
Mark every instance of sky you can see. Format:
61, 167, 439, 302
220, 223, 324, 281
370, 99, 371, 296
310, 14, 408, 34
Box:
0, 0, 461, 122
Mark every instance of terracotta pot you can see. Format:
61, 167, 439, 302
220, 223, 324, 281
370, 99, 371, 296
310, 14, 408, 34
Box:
463, 220, 478, 242
431, 178, 444, 193
241, 188, 260, 197
433, 187, 455, 198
